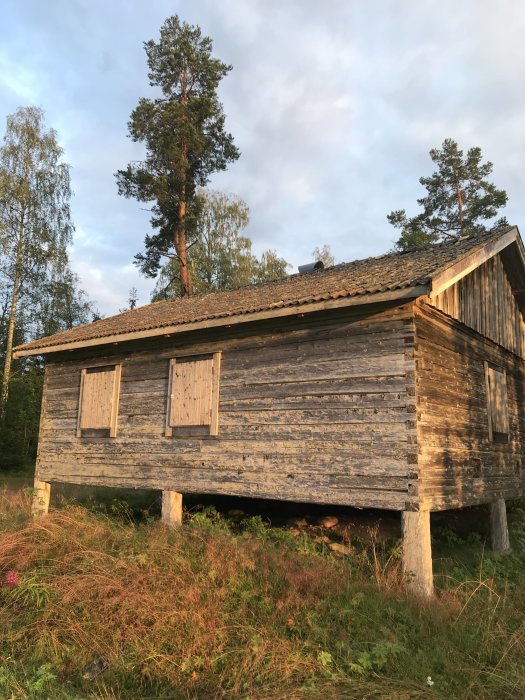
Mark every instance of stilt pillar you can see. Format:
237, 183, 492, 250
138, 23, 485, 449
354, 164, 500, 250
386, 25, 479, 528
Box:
490, 498, 510, 553
31, 478, 51, 518
161, 490, 183, 528
401, 509, 434, 598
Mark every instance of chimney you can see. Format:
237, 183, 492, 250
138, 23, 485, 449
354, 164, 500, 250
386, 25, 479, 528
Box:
298, 261, 324, 274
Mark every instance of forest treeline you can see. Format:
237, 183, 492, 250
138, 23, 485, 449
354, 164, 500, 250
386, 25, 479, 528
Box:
0, 107, 97, 468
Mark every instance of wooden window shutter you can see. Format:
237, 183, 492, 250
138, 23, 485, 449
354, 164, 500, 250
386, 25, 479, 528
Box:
166, 353, 221, 436
77, 365, 121, 437
484, 363, 509, 440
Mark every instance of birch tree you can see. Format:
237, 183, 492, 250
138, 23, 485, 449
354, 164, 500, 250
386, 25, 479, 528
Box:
152, 190, 289, 299
0, 106, 73, 415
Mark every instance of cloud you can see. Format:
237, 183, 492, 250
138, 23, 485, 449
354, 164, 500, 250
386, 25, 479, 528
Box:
1, 0, 525, 312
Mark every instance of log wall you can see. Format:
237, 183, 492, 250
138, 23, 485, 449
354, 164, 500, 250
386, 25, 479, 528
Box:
36, 303, 418, 510
415, 301, 524, 511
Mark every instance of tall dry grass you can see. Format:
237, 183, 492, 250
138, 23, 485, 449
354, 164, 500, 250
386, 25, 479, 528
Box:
1, 487, 525, 699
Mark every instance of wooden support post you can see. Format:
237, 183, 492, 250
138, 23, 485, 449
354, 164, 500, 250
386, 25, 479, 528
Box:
490, 498, 510, 553
31, 479, 51, 518
401, 510, 434, 598
161, 490, 183, 528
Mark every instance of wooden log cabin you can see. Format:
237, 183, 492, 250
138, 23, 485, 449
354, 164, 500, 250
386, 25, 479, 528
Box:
14, 226, 525, 596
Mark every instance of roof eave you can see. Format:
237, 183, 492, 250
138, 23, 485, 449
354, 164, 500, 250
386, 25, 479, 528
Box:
13, 285, 428, 359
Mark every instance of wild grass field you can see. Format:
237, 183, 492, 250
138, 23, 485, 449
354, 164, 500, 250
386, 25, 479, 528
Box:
1, 484, 525, 699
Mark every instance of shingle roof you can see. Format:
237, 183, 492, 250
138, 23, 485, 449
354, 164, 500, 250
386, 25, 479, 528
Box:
14, 226, 516, 355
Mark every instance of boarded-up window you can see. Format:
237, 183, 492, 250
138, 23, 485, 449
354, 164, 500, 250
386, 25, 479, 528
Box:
484, 362, 509, 441
166, 353, 221, 437
77, 365, 122, 437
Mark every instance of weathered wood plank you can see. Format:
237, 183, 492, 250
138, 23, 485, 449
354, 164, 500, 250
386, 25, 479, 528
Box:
36, 469, 408, 510
35, 303, 417, 509
415, 300, 524, 510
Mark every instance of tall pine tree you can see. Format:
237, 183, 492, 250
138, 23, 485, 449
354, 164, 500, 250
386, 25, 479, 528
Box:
388, 139, 508, 251
116, 16, 239, 296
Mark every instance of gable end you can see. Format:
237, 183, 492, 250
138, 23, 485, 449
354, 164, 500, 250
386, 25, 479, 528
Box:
429, 251, 525, 357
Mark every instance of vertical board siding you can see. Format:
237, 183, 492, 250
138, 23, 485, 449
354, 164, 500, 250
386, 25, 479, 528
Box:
170, 357, 214, 426
415, 302, 524, 511
432, 253, 525, 357
36, 304, 416, 510
486, 366, 509, 435
79, 370, 116, 429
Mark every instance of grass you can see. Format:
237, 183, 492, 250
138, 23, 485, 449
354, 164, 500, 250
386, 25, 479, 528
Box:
1, 488, 525, 699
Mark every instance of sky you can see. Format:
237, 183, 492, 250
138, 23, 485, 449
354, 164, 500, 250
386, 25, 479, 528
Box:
1, 0, 525, 315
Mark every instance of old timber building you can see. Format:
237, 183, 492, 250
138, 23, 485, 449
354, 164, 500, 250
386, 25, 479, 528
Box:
14, 226, 525, 596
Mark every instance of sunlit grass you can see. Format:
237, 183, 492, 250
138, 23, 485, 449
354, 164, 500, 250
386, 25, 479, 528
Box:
1, 487, 525, 699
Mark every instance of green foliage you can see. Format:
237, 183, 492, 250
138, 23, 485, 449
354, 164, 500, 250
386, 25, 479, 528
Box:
5, 574, 53, 610
3, 492, 525, 698
187, 505, 231, 533
0, 661, 59, 699
0, 106, 97, 466
0, 364, 43, 469
117, 15, 240, 296
389, 138, 509, 250
348, 641, 405, 675
35, 266, 96, 338
119, 286, 139, 312
0, 106, 75, 413
0, 106, 73, 268
152, 190, 289, 299
253, 249, 290, 284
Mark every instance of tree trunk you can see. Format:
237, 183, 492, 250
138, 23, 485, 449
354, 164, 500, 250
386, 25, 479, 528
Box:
456, 182, 464, 234
0, 221, 24, 419
175, 188, 193, 297
175, 65, 193, 297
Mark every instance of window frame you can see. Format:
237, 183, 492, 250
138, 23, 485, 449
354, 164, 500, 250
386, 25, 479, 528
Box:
76, 364, 122, 438
165, 352, 221, 438
484, 361, 509, 443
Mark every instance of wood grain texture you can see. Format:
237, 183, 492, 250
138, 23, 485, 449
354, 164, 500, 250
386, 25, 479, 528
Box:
79, 370, 115, 429
490, 499, 511, 553
431, 253, 525, 357
161, 490, 182, 528
402, 510, 433, 597
76, 365, 121, 437
31, 478, 51, 518
485, 365, 509, 435
36, 303, 416, 510
415, 301, 524, 511
169, 357, 213, 427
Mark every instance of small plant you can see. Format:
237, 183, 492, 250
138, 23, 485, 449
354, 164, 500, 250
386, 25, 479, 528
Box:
317, 650, 333, 667
348, 641, 405, 675
5, 574, 52, 609
188, 505, 230, 533
0, 660, 59, 698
